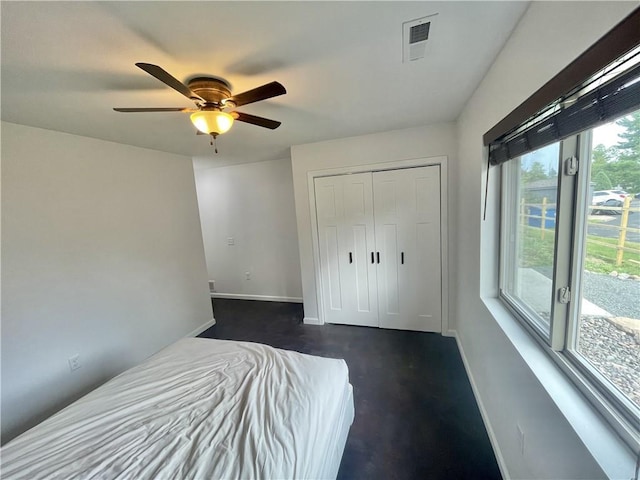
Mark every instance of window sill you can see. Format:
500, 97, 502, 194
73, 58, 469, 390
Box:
482, 296, 637, 480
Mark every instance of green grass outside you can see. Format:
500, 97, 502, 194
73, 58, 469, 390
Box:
519, 225, 555, 268
518, 225, 640, 276
585, 235, 640, 275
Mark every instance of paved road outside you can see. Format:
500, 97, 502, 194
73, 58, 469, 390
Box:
588, 198, 640, 242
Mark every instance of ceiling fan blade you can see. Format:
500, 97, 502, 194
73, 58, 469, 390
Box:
135, 63, 202, 102
113, 107, 191, 112
232, 111, 282, 129
229, 81, 286, 107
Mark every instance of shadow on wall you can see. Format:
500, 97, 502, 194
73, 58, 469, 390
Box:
1, 346, 136, 445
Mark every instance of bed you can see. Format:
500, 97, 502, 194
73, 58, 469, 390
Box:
1, 338, 354, 479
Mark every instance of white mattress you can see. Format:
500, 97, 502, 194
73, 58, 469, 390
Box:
1, 338, 354, 479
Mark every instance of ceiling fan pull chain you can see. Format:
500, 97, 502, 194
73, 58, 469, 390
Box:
210, 133, 219, 154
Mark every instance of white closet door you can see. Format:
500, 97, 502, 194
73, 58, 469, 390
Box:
315, 173, 378, 327
373, 166, 441, 332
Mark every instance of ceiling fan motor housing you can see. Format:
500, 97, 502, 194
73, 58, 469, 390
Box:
188, 77, 235, 107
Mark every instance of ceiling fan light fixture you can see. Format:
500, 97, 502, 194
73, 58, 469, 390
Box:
190, 110, 234, 135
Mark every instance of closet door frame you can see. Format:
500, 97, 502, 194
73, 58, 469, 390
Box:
307, 155, 450, 335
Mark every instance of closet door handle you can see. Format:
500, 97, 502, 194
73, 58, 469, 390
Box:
371, 252, 375, 264
376, 252, 380, 264
349, 252, 353, 264
401, 252, 404, 264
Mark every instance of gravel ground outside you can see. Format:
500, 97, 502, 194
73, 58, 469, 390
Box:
532, 269, 639, 408
582, 271, 640, 318
578, 316, 639, 408
536, 268, 640, 318
579, 273, 638, 409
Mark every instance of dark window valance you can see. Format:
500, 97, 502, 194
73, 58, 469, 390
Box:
485, 7, 640, 166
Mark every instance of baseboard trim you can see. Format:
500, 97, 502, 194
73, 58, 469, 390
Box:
303, 316, 322, 325
186, 317, 216, 338
211, 293, 303, 303
452, 330, 510, 480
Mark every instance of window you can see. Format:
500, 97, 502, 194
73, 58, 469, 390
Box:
488, 8, 640, 448
500, 111, 640, 445
501, 142, 561, 340
572, 116, 640, 416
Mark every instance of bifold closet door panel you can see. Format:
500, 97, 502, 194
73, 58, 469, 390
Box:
315, 173, 378, 327
371, 175, 402, 326
373, 166, 441, 332
315, 177, 347, 324
405, 166, 441, 332
342, 174, 378, 324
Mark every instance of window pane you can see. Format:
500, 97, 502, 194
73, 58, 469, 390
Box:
574, 111, 640, 412
503, 142, 561, 337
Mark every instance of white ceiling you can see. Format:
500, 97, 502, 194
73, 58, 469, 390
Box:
1, 1, 528, 168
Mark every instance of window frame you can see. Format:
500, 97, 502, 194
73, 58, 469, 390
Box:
498, 138, 574, 348
566, 131, 640, 436
498, 158, 553, 338
498, 128, 640, 452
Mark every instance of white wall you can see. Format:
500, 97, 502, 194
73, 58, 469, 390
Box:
454, 2, 637, 479
1, 122, 213, 442
193, 158, 302, 301
291, 123, 457, 324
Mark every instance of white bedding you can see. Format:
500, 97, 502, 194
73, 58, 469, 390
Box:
1, 338, 354, 480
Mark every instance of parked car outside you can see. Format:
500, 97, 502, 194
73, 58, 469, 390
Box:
591, 189, 628, 205
593, 199, 623, 215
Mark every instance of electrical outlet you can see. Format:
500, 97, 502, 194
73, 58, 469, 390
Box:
517, 424, 525, 455
245, 271, 251, 280
68, 354, 81, 372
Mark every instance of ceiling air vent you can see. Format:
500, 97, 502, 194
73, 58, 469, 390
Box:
403, 14, 438, 63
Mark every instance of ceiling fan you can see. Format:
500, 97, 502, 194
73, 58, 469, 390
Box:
114, 63, 286, 150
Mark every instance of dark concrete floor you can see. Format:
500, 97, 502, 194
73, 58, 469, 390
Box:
199, 298, 501, 480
